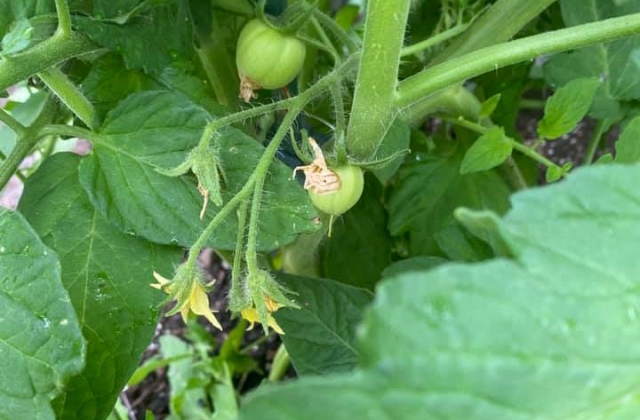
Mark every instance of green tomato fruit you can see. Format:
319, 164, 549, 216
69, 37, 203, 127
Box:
309, 165, 364, 216
236, 19, 306, 90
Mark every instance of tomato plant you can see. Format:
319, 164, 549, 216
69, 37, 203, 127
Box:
2, 0, 640, 419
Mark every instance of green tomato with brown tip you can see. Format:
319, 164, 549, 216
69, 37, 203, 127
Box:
236, 19, 306, 90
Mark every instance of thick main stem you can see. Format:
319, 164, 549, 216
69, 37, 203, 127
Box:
396, 13, 640, 110
345, 0, 412, 161
0, 97, 56, 190
0, 32, 97, 92
39, 67, 95, 128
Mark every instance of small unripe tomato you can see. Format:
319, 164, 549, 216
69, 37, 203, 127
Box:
236, 19, 306, 91
309, 165, 364, 216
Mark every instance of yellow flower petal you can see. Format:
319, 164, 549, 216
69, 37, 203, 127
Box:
151, 271, 171, 290
189, 283, 222, 330
266, 314, 284, 335
240, 307, 284, 335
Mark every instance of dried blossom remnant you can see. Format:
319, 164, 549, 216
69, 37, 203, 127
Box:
293, 137, 341, 194
239, 75, 260, 102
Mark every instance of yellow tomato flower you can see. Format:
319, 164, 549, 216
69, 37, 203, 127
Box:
152, 270, 222, 330
241, 306, 284, 335
240, 295, 284, 334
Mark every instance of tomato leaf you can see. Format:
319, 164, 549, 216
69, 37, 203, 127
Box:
460, 126, 513, 174
79, 90, 318, 251
615, 115, 640, 163
388, 146, 511, 256
544, 0, 640, 119
81, 53, 159, 123
275, 275, 373, 375
239, 163, 640, 420
19, 153, 182, 420
0, 208, 85, 420
74, 1, 193, 73
537, 77, 600, 140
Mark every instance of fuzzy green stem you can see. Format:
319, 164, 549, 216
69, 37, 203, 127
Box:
345, 0, 412, 161
297, 34, 340, 63
38, 67, 95, 128
401, 22, 471, 58
245, 108, 301, 273
0, 31, 97, 92
0, 108, 27, 136
397, 13, 640, 110
0, 97, 56, 190
53, 0, 73, 36
431, 0, 556, 64
38, 124, 94, 140
583, 118, 610, 165
310, 17, 339, 62
401, 84, 481, 127
330, 83, 347, 164
312, 9, 358, 54
230, 199, 249, 304
511, 141, 557, 169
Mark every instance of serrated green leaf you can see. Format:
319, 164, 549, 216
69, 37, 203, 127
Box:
319, 174, 393, 289
0, 209, 84, 420
19, 153, 181, 420
154, 67, 227, 116
1, 18, 33, 55
275, 275, 373, 375
460, 126, 513, 174
538, 77, 600, 139
238, 163, 640, 420
74, 1, 193, 73
79, 90, 317, 251
544, 0, 640, 119
388, 147, 511, 256
615, 115, 640, 163
81, 53, 159, 123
